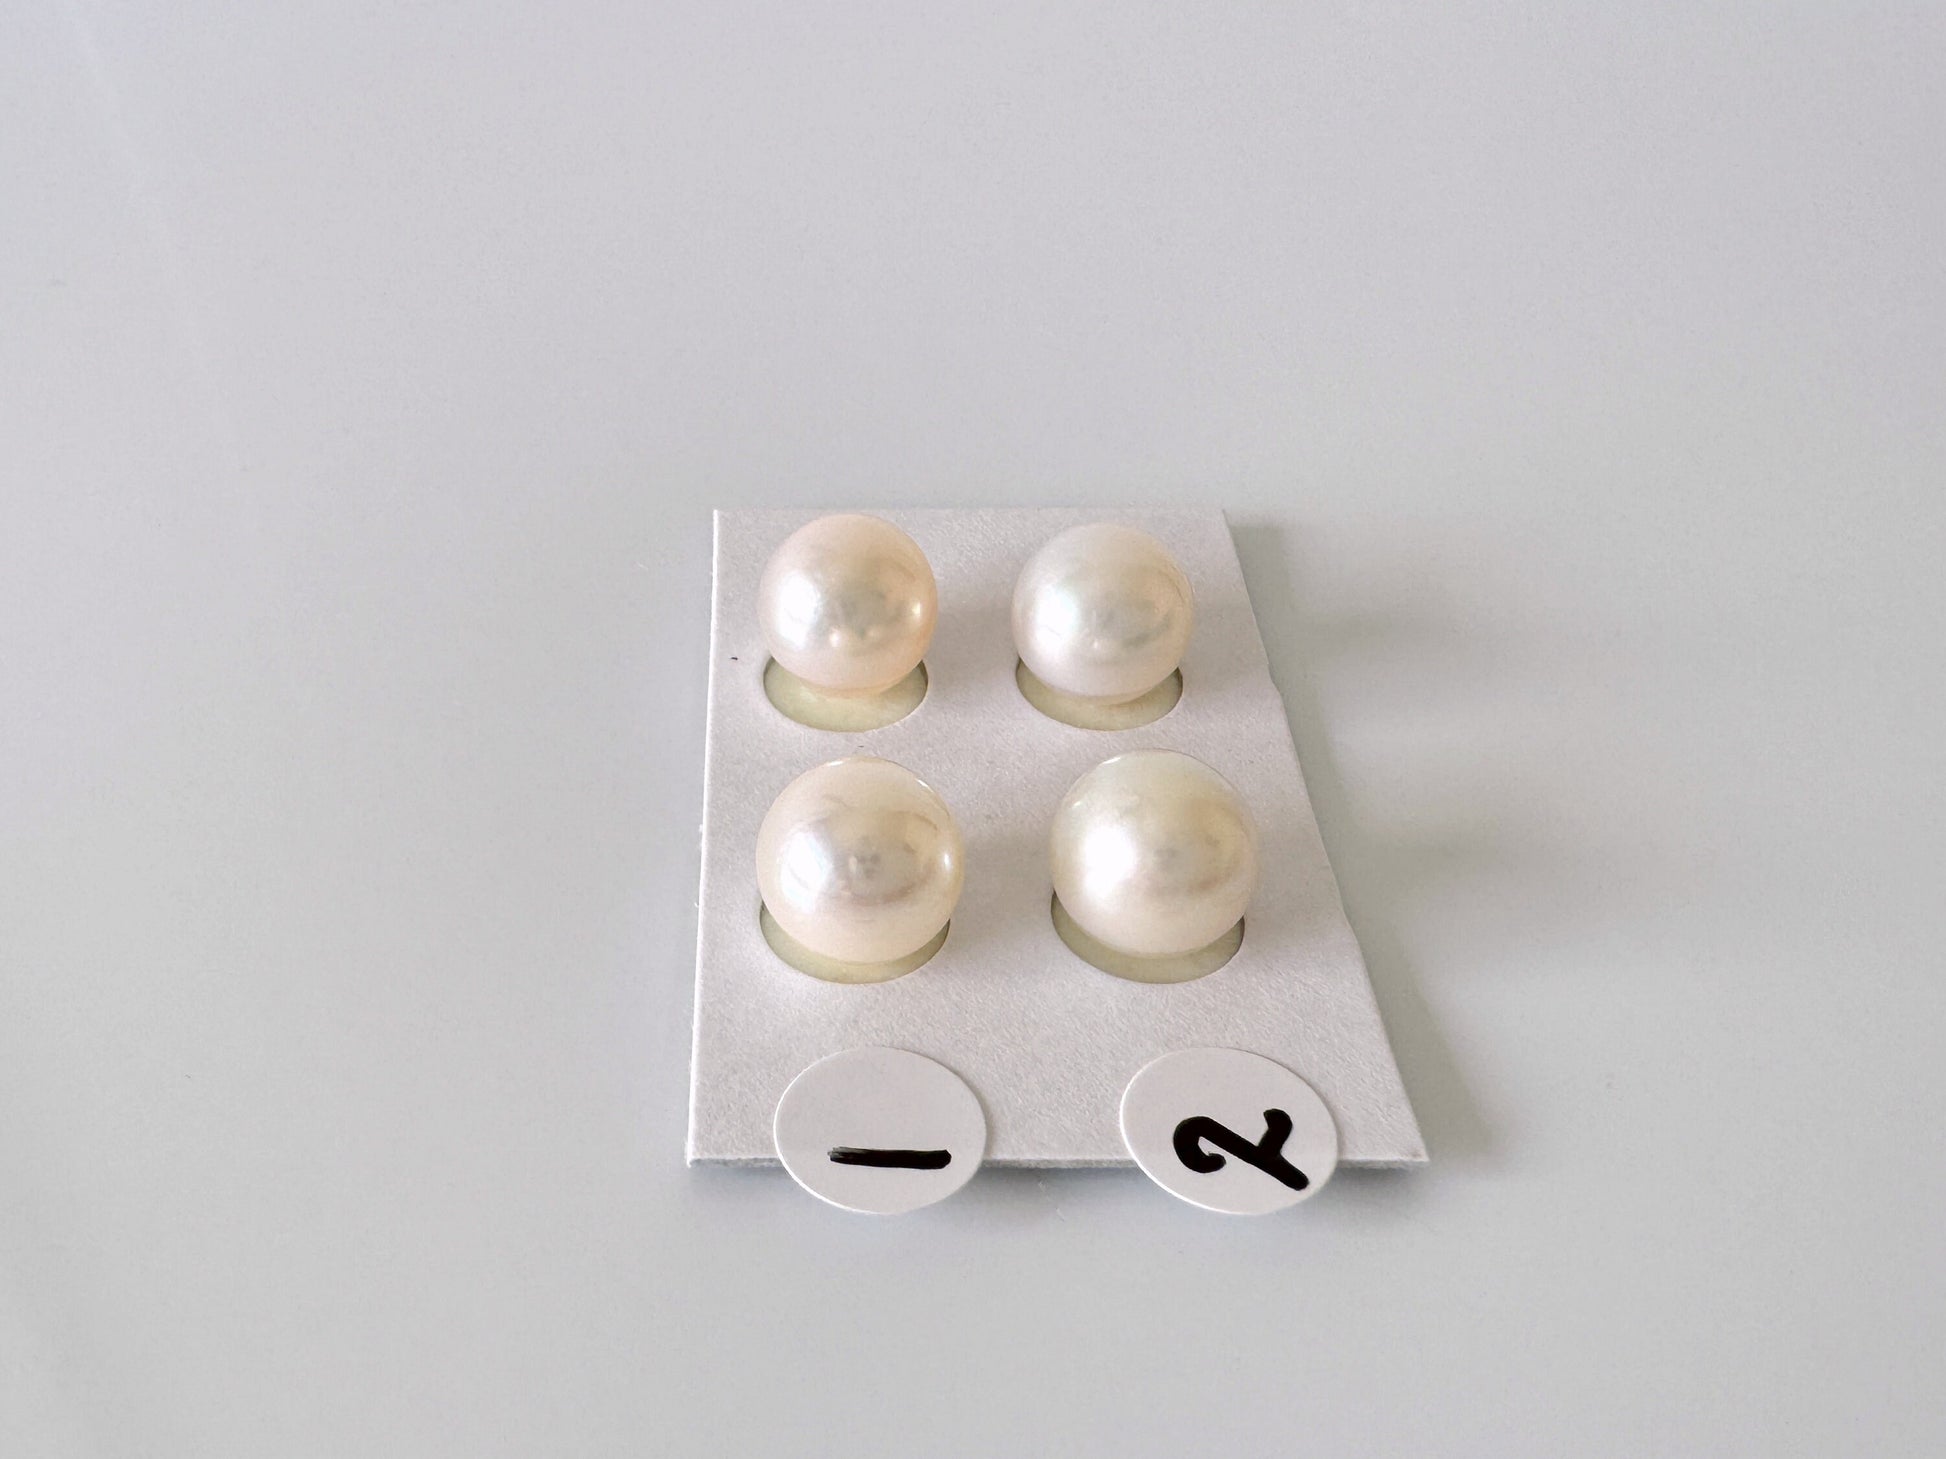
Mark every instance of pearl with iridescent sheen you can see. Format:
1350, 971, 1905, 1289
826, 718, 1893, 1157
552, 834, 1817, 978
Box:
759, 514, 937, 696
1050, 751, 1258, 959
1012, 524, 1194, 706
757, 757, 964, 965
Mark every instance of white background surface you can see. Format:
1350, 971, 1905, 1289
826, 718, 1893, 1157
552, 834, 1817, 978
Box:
4, 4, 1942, 1455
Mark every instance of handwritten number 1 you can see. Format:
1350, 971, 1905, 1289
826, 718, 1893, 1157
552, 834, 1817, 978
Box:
828, 1147, 952, 1170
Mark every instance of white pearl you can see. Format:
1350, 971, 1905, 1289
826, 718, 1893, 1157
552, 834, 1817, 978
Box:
757, 757, 965, 965
759, 515, 937, 697
1013, 524, 1194, 706
1050, 751, 1258, 959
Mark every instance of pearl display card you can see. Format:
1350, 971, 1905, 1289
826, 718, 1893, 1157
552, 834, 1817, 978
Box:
688, 508, 1426, 1169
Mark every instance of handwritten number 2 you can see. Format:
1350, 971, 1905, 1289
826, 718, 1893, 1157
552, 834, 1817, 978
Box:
1172, 1109, 1310, 1191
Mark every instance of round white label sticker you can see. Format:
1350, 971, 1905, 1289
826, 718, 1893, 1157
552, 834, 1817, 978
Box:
1119, 1049, 1338, 1214
773, 1048, 986, 1214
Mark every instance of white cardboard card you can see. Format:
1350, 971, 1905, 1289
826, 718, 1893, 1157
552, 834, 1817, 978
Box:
687, 508, 1426, 1169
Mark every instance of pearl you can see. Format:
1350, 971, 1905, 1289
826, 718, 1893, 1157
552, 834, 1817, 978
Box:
757, 757, 965, 966
1050, 751, 1258, 960
1013, 524, 1194, 706
759, 514, 937, 697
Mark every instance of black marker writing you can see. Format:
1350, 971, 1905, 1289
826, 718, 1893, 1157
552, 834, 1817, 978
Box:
1172, 1109, 1309, 1191
828, 1147, 952, 1170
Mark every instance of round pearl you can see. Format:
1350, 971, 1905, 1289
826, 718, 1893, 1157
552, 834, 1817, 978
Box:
757, 757, 965, 965
759, 514, 937, 697
1050, 751, 1258, 959
1013, 524, 1194, 706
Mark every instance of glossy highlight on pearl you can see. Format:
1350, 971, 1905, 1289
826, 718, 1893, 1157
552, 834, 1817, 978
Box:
1050, 750, 1259, 962
1013, 523, 1195, 708
759, 514, 937, 698
756, 756, 964, 972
